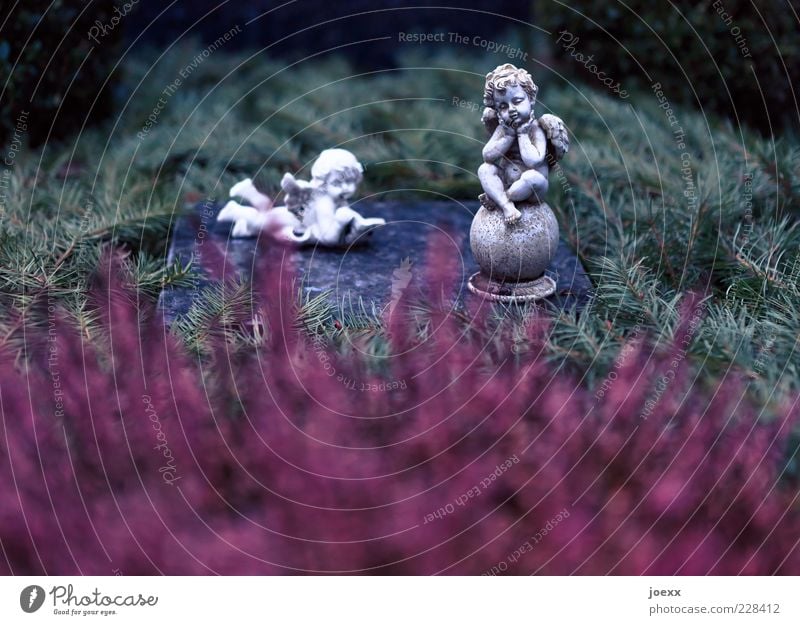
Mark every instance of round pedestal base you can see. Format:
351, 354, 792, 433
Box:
467, 272, 556, 303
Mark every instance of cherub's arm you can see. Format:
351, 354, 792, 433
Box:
516, 121, 547, 169
482, 123, 515, 163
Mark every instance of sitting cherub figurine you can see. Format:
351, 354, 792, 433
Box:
217, 149, 385, 246
477, 63, 568, 224
468, 64, 570, 302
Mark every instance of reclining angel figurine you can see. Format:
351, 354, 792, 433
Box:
477, 63, 569, 224
217, 149, 385, 246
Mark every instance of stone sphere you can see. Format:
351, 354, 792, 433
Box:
470, 202, 559, 282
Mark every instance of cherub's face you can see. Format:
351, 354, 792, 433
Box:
319, 170, 360, 203
494, 84, 532, 128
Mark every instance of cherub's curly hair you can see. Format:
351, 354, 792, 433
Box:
311, 148, 364, 184
482, 63, 538, 109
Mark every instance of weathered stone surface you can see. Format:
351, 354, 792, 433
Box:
158, 201, 593, 323
470, 201, 560, 282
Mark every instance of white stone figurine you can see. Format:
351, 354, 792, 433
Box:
469, 63, 569, 303
217, 149, 385, 246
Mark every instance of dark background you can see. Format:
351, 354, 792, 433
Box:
1, 0, 797, 142
123, 0, 533, 68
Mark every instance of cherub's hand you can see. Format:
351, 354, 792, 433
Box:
498, 118, 516, 137
516, 119, 535, 136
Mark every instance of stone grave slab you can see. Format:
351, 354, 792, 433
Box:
158, 201, 592, 323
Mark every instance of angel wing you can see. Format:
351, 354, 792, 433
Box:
280, 172, 314, 219
481, 107, 499, 135
537, 114, 569, 163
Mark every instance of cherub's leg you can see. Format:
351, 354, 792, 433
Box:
218, 200, 264, 237
229, 178, 271, 211
507, 169, 549, 204
264, 206, 306, 242
478, 163, 521, 224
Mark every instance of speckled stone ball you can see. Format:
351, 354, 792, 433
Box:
470, 202, 559, 282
